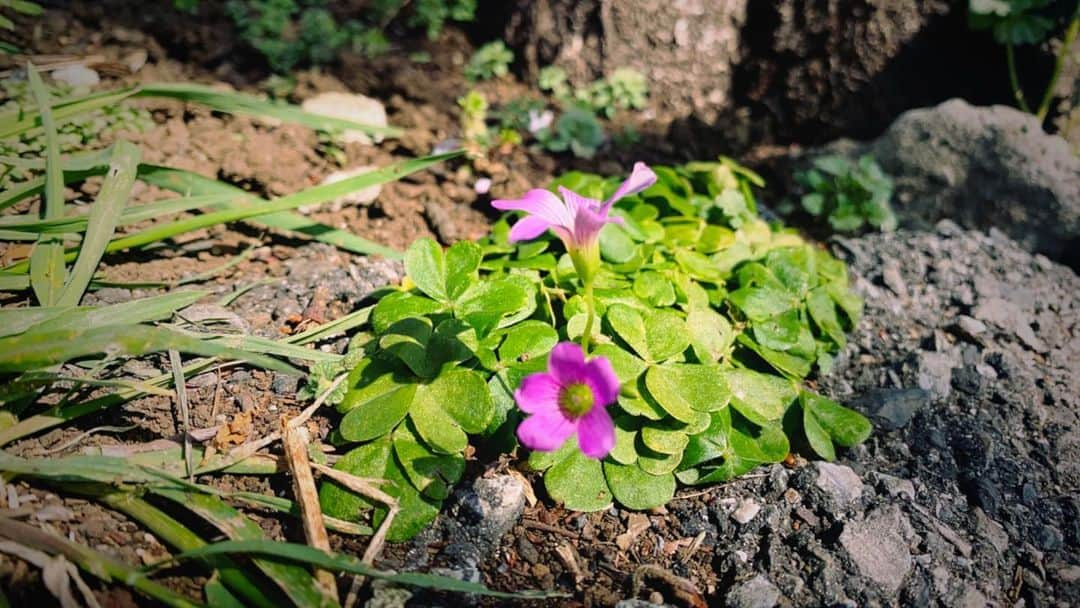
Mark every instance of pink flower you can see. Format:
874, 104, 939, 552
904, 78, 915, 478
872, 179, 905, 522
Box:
492, 162, 657, 252
515, 342, 620, 459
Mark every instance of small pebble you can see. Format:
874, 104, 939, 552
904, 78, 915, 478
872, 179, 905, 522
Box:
732, 499, 761, 524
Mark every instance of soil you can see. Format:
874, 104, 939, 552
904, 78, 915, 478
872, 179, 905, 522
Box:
1, 3, 1077, 608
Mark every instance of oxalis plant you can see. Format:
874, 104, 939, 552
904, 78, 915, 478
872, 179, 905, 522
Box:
316, 160, 872, 539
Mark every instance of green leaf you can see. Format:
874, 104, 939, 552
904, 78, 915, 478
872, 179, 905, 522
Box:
603, 462, 675, 510
605, 304, 649, 360
686, 308, 733, 362
498, 321, 558, 365
600, 222, 638, 263
135, 82, 402, 138
380, 317, 436, 378
643, 309, 691, 362
409, 396, 469, 454
609, 415, 639, 465
0, 324, 297, 374
339, 383, 416, 442
544, 449, 613, 511
677, 409, 789, 485
319, 437, 441, 542
527, 437, 577, 471
633, 271, 676, 307
723, 368, 797, 425
728, 285, 797, 321
338, 358, 408, 413
405, 238, 449, 302
752, 310, 803, 352
56, 141, 140, 307
393, 422, 465, 500
371, 291, 443, 334
455, 275, 533, 335
807, 287, 846, 347
644, 364, 730, 424
168, 540, 561, 599
445, 241, 482, 300
801, 391, 872, 460
640, 422, 689, 455
636, 441, 683, 475
421, 369, 493, 434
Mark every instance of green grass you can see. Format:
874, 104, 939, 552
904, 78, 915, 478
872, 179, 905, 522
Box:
0, 65, 489, 605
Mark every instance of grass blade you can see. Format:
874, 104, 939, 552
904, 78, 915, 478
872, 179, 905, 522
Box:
26, 63, 66, 306
205, 334, 341, 363
0, 324, 299, 374
138, 165, 408, 259
160, 540, 564, 599
0, 516, 201, 608
0, 87, 138, 140
0, 291, 207, 338
0, 193, 237, 234
135, 83, 401, 138
152, 489, 338, 608
56, 140, 140, 306
92, 490, 282, 608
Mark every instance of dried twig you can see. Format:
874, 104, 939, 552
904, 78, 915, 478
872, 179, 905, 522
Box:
167, 350, 193, 481
310, 461, 398, 608
281, 419, 338, 600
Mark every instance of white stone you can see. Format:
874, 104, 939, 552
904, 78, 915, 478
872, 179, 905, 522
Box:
732, 499, 761, 524
301, 92, 387, 144
52, 65, 100, 88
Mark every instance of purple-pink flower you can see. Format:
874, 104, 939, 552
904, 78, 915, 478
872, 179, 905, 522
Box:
515, 342, 620, 459
492, 162, 657, 252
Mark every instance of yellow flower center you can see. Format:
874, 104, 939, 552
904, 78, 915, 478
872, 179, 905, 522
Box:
559, 383, 594, 418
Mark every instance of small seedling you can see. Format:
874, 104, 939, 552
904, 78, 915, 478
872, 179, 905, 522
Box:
465, 40, 514, 81
797, 155, 897, 233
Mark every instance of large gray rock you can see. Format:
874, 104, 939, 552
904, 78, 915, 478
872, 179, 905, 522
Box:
826, 99, 1080, 266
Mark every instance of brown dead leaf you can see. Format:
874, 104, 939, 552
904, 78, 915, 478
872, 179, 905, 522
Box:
212, 411, 253, 449
616, 512, 650, 551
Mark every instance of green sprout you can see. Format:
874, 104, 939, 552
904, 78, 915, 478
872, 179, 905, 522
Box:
465, 40, 514, 81
797, 155, 897, 233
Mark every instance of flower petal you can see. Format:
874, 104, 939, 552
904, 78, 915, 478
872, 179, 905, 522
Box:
547, 342, 587, 385
517, 411, 576, 452
583, 356, 621, 407
508, 215, 554, 242
577, 406, 615, 459
514, 372, 562, 414
602, 162, 657, 210
571, 204, 615, 250
492, 189, 572, 228
557, 187, 602, 216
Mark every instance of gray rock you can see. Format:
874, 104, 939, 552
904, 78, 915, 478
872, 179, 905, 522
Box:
726, 574, 782, 608
615, 600, 675, 608
815, 462, 864, 508
839, 507, 914, 596
871, 472, 916, 501
871, 99, 1079, 266
916, 351, 955, 400
850, 388, 929, 431
364, 579, 412, 608
459, 475, 527, 535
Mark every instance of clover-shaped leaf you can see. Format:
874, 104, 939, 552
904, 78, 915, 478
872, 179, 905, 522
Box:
371, 291, 443, 334
800, 391, 872, 461
393, 421, 465, 500
498, 320, 558, 365
603, 462, 676, 510
544, 448, 613, 511
723, 368, 797, 425
320, 437, 440, 542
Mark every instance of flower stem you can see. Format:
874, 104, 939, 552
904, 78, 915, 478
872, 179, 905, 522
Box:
581, 279, 595, 353
1036, 16, 1079, 122
1006, 41, 1033, 114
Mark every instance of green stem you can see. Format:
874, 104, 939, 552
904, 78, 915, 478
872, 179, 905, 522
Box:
581, 280, 596, 353
1036, 16, 1079, 121
1007, 40, 1033, 114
